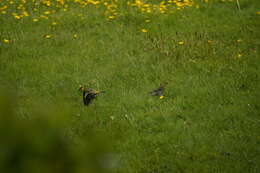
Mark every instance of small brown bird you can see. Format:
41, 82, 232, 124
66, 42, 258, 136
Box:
149, 82, 168, 97
79, 86, 105, 106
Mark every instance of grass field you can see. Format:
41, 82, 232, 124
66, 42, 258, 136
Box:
0, 0, 260, 172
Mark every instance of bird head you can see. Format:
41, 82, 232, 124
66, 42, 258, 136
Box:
78, 85, 91, 93
78, 85, 85, 92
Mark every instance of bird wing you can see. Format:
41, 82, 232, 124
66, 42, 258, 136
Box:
84, 93, 97, 105
149, 87, 164, 96
83, 92, 88, 105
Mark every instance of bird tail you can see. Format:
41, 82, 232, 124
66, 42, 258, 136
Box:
149, 91, 157, 96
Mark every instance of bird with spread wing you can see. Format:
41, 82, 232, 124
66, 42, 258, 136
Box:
79, 86, 105, 106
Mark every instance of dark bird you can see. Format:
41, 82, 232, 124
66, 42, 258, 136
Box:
79, 86, 105, 106
149, 82, 168, 97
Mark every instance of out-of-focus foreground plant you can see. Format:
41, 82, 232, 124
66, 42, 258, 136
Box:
0, 88, 116, 173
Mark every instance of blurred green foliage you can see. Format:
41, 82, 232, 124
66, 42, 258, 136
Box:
0, 89, 116, 173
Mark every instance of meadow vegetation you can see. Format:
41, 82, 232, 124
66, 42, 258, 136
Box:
0, 0, 260, 172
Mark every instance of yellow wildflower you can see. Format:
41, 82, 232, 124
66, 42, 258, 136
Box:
108, 15, 115, 19
159, 95, 164, 99
33, 18, 38, 22
23, 11, 29, 17
207, 40, 213, 43
40, 15, 48, 19
12, 13, 21, 19
146, 8, 151, 13
44, 11, 51, 15
237, 39, 242, 43
3, 39, 10, 43
52, 22, 57, 26
141, 29, 148, 33
145, 19, 151, 23
44, 34, 51, 39
237, 53, 242, 58
257, 11, 260, 15
0, 5, 8, 10
73, 34, 77, 38
178, 41, 185, 45
14, 15, 21, 19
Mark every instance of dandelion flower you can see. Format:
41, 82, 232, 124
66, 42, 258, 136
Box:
52, 22, 57, 26
44, 34, 51, 39
237, 39, 242, 43
3, 39, 10, 43
237, 53, 242, 58
178, 41, 184, 45
0, 5, 8, 10
108, 15, 115, 19
257, 11, 260, 15
33, 18, 38, 22
207, 40, 213, 43
23, 11, 29, 17
44, 11, 51, 15
160, 95, 165, 99
73, 34, 77, 38
141, 29, 148, 33
40, 15, 48, 19
14, 15, 21, 19
145, 19, 151, 23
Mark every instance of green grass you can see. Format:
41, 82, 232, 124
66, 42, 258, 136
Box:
0, 0, 260, 172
